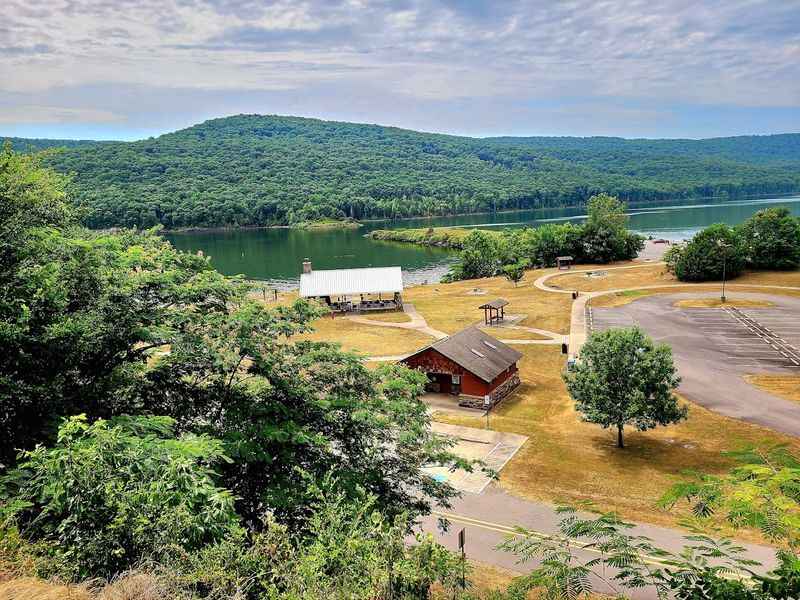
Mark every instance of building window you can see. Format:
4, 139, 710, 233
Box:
451, 375, 461, 384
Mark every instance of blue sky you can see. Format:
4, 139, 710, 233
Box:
1, 0, 798, 141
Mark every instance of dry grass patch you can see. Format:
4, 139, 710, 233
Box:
406, 271, 572, 336
549, 265, 800, 295
548, 264, 674, 292
744, 374, 800, 405
296, 316, 431, 356
734, 270, 800, 287
435, 345, 800, 534
674, 297, 774, 309
479, 326, 552, 341
361, 311, 412, 323
589, 290, 653, 308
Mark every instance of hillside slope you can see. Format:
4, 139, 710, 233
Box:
5, 115, 800, 229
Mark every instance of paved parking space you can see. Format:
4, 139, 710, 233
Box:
587, 292, 800, 436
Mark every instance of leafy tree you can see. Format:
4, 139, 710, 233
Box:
580, 193, 645, 263
737, 207, 800, 270
563, 327, 686, 448
667, 223, 745, 282
502, 261, 528, 286
660, 445, 800, 552
524, 222, 584, 268
447, 230, 501, 280
0, 415, 240, 579
498, 506, 797, 600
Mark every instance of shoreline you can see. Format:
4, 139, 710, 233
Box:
134, 192, 800, 234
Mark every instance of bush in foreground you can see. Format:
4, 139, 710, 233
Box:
1, 415, 240, 580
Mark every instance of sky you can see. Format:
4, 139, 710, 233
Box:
1, 0, 799, 141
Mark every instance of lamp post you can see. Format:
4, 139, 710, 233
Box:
717, 239, 731, 303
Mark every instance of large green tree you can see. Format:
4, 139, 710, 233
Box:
667, 223, 746, 282
737, 207, 800, 270
580, 193, 644, 263
563, 327, 686, 448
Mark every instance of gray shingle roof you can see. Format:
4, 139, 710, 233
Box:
479, 299, 508, 310
418, 326, 522, 382
299, 266, 403, 297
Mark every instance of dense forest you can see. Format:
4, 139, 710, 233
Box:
7, 115, 800, 229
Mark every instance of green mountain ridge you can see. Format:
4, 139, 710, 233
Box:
6, 114, 800, 229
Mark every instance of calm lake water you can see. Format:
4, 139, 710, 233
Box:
165, 196, 800, 287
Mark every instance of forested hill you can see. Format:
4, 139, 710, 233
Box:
5, 114, 800, 229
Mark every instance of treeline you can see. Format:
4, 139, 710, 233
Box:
666, 207, 800, 281
5, 114, 800, 229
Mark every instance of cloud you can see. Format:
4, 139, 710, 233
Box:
0, 0, 798, 138
0, 104, 123, 124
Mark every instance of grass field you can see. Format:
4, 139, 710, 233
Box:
360, 311, 413, 323
549, 264, 800, 294
297, 315, 431, 356
405, 271, 572, 336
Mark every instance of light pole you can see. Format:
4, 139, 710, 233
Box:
717, 239, 731, 303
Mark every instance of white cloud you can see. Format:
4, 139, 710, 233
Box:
0, 104, 123, 124
0, 0, 798, 135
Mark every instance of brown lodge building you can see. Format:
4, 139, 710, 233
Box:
401, 326, 522, 409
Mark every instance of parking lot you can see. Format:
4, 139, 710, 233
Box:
587, 292, 800, 435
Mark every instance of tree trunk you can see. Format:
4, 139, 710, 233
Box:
617, 424, 624, 449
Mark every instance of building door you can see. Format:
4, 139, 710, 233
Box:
451, 374, 461, 396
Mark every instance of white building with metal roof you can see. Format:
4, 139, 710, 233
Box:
298, 261, 404, 312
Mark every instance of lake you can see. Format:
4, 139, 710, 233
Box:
165, 196, 800, 287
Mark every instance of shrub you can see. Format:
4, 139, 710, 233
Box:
669, 223, 745, 282
737, 207, 800, 270
0, 415, 241, 580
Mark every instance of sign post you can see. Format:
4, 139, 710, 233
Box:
458, 528, 466, 593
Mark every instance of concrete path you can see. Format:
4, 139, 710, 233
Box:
425, 423, 528, 494
419, 485, 778, 600
347, 302, 448, 339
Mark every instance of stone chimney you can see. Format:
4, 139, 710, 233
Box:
302, 259, 312, 274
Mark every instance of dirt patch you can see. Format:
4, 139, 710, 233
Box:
744, 374, 800, 405
674, 298, 775, 309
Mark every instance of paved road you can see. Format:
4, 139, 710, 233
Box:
590, 291, 800, 436
418, 485, 778, 599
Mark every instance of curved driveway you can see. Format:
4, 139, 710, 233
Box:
589, 291, 800, 436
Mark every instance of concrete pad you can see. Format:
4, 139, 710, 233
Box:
426, 422, 528, 494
